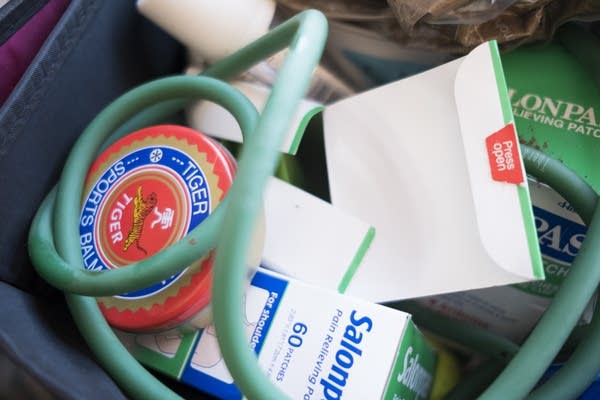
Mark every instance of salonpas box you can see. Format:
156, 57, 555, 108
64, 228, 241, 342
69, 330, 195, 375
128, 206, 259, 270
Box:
506, 41, 598, 335
417, 41, 599, 342
119, 268, 437, 399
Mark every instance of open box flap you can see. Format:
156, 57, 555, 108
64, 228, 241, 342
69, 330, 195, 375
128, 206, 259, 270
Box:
454, 41, 543, 282
323, 41, 543, 302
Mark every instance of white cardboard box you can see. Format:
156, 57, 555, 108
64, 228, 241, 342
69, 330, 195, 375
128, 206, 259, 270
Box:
323, 41, 543, 302
188, 40, 543, 306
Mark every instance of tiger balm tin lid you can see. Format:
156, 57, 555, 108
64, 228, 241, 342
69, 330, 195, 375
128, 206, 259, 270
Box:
79, 124, 235, 332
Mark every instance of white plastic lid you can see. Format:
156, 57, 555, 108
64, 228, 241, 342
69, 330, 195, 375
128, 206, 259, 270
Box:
137, 0, 276, 63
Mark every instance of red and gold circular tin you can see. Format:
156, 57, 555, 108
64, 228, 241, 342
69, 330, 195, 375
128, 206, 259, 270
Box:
79, 124, 235, 332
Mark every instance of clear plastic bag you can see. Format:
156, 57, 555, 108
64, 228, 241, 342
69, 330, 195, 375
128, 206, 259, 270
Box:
427, 0, 520, 24
389, 0, 520, 26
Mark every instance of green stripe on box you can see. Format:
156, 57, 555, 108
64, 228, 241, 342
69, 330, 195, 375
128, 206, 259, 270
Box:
489, 41, 544, 279
337, 226, 376, 294
518, 186, 545, 279
489, 41, 512, 125
288, 106, 323, 155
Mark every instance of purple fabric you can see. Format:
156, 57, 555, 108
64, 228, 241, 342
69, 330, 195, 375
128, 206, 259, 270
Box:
0, 0, 70, 106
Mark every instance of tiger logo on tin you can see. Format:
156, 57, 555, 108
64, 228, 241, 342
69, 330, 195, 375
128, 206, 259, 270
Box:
79, 134, 221, 301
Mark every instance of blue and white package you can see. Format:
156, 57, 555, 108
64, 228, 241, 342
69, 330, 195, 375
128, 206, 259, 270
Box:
118, 268, 438, 399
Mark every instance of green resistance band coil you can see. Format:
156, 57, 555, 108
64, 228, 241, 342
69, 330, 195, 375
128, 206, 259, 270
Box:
29, 10, 327, 400
26, 8, 600, 400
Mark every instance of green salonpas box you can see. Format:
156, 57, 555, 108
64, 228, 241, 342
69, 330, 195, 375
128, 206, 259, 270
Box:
505, 41, 599, 325
504, 41, 600, 191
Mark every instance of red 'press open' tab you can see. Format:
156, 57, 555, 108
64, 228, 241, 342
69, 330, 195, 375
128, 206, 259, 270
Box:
485, 123, 524, 184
